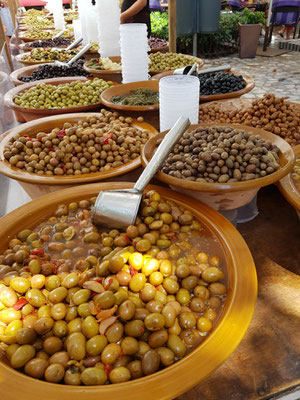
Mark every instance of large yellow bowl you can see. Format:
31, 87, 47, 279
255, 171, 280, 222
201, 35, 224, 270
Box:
0, 182, 257, 400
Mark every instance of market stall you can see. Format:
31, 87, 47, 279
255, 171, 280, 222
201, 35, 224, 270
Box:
0, 1, 299, 399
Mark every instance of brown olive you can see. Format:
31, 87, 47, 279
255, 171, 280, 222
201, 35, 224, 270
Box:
45, 363, 65, 383
156, 347, 175, 367
64, 369, 81, 385
144, 313, 165, 331
49, 351, 69, 367
167, 334, 186, 358
16, 327, 37, 345
124, 320, 145, 338
43, 337, 63, 355
82, 316, 98, 339
106, 322, 124, 343
202, 267, 224, 283
127, 360, 143, 379
148, 329, 168, 348
109, 366, 131, 383
178, 312, 197, 329
180, 329, 202, 348
24, 358, 48, 379
86, 335, 108, 356
34, 318, 54, 335
121, 336, 139, 355
190, 298, 205, 313
142, 350, 160, 375
11, 344, 36, 368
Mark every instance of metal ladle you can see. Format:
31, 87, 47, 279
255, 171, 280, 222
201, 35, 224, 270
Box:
92, 116, 191, 230
53, 43, 92, 67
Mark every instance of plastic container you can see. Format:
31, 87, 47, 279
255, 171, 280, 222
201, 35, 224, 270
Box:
237, 194, 259, 223
159, 75, 199, 131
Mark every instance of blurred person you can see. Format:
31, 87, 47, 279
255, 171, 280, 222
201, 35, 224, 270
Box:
273, 0, 300, 40
0, 1, 14, 42
121, 0, 151, 36
149, 0, 161, 11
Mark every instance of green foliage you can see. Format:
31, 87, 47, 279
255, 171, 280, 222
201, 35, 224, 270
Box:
150, 11, 169, 40
239, 7, 266, 25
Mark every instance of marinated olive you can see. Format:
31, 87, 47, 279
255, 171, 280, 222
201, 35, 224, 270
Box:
66, 332, 86, 360
86, 335, 107, 356
142, 350, 160, 375
80, 367, 107, 385
109, 366, 131, 383
45, 363, 65, 383
11, 344, 36, 368
24, 358, 48, 378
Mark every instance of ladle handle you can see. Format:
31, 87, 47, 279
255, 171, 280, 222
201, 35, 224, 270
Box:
187, 63, 198, 76
52, 30, 65, 39
134, 116, 190, 193
66, 37, 83, 51
198, 64, 231, 75
67, 43, 91, 65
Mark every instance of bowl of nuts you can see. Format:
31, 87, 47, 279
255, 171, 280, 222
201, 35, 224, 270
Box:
277, 144, 300, 217
0, 182, 257, 399
141, 124, 294, 211
0, 111, 157, 192
199, 96, 300, 147
151, 70, 255, 103
10, 61, 92, 87
4, 77, 116, 123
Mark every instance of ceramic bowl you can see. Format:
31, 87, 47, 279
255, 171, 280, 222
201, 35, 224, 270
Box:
4, 77, 118, 123
0, 113, 157, 190
141, 123, 295, 211
149, 55, 204, 76
151, 70, 255, 102
18, 30, 64, 43
101, 80, 159, 131
83, 57, 122, 83
0, 182, 257, 400
15, 50, 80, 66
277, 144, 300, 218
9, 64, 91, 87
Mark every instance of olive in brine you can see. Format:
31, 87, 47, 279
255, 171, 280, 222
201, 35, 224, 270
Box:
45, 363, 65, 383
11, 344, 36, 368
141, 350, 160, 375
25, 289, 46, 308
64, 369, 81, 386
80, 367, 107, 385
109, 366, 131, 383
167, 334, 186, 358
66, 332, 86, 360
86, 335, 108, 356
0, 287, 18, 307
24, 358, 48, 379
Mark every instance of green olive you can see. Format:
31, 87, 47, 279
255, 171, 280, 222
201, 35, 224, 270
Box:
94, 291, 115, 309
101, 343, 121, 364
148, 329, 168, 348
109, 366, 131, 383
86, 335, 108, 356
72, 289, 91, 305
163, 278, 179, 294
0, 308, 22, 324
30, 274, 45, 289
61, 272, 80, 289
67, 317, 82, 334
25, 288, 46, 308
178, 312, 197, 329
124, 320, 145, 338
80, 367, 107, 385
43, 336, 63, 355
82, 316, 98, 339
144, 313, 165, 331
161, 305, 176, 328
176, 288, 191, 305
127, 359, 143, 379
129, 273, 146, 293
118, 299, 135, 321
167, 334, 186, 358
121, 336, 139, 355
38, 305, 51, 319
64, 369, 81, 385
202, 267, 224, 283
66, 332, 86, 360
53, 320, 68, 338
156, 347, 175, 367
5, 320, 22, 337
77, 303, 91, 318
51, 303, 67, 320
11, 344, 36, 368
0, 287, 18, 307
45, 275, 61, 291
10, 277, 30, 294
48, 287, 68, 304
106, 322, 124, 343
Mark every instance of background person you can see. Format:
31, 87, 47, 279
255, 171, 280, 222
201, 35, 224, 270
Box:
121, 0, 151, 36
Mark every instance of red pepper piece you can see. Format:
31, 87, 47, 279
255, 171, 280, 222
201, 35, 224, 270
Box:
104, 278, 114, 290
24, 267, 30, 272
129, 266, 138, 277
140, 326, 145, 333
13, 298, 28, 310
30, 249, 44, 256
52, 268, 58, 275
104, 364, 113, 377
61, 163, 66, 172
56, 128, 66, 138
103, 133, 113, 144
49, 147, 55, 151
95, 278, 103, 283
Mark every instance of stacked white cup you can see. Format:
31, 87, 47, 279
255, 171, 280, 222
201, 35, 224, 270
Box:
120, 23, 149, 83
77, 0, 89, 44
73, 19, 82, 41
96, 0, 120, 57
159, 75, 200, 132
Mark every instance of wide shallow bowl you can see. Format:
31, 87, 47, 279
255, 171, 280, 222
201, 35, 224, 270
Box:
10, 64, 91, 87
18, 42, 76, 52
0, 113, 157, 186
83, 57, 122, 83
149, 55, 204, 76
18, 24, 55, 31
0, 182, 257, 400
19, 30, 59, 42
15, 51, 80, 66
4, 77, 118, 123
151, 70, 254, 102
277, 144, 300, 215
101, 80, 159, 130
141, 123, 295, 211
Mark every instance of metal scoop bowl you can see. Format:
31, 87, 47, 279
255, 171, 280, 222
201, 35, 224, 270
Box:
92, 116, 190, 230
53, 43, 91, 67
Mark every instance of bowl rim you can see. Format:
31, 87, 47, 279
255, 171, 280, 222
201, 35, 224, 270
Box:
4, 76, 118, 115
277, 144, 300, 211
141, 123, 295, 193
100, 80, 159, 112
0, 182, 257, 400
18, 30, 67, 42
0, 113, 158, 185
15, 50, 79, 66
83, 57, 122, 75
